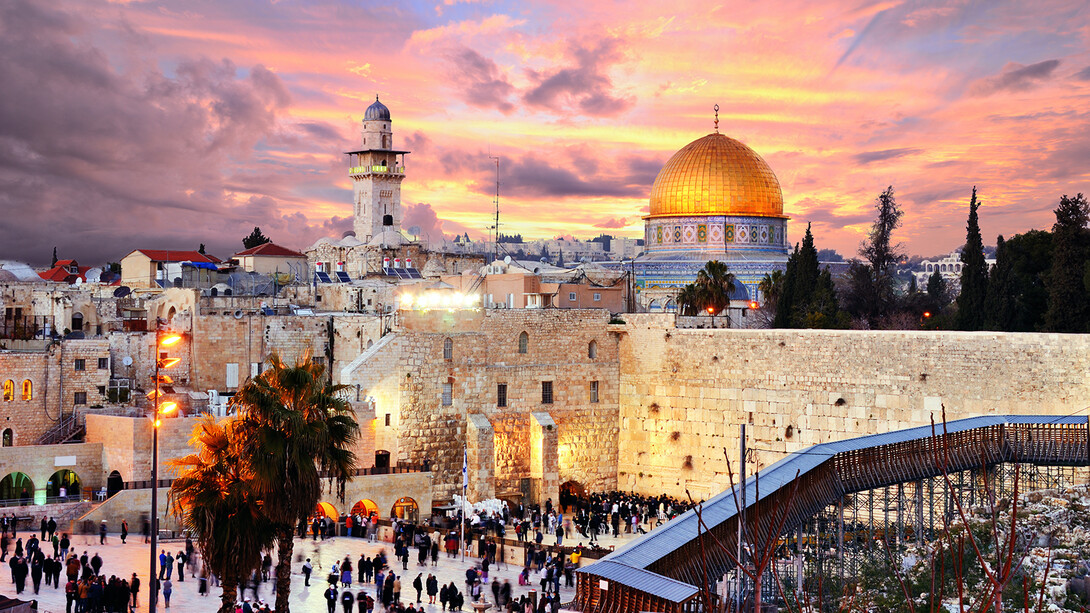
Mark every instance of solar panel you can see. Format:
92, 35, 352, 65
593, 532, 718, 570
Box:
404, 268, 422, 279
315, 272, 333, 283
336, 271, 352, 283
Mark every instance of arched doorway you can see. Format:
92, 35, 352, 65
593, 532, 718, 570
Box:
1, 428, 12, 447
314, 502, 339, 521
390, 496, 419, 522
375, 450, 391, 471
351, 499, 378, 519
560, 480, 586, 512
107, 471, 124, 498
0, 472, 34, 504
47, 469, 81, 501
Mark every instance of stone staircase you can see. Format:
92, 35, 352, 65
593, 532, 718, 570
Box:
36, 411, 85, 445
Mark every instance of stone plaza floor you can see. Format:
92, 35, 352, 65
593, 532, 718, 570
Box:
0, 528, 645, 612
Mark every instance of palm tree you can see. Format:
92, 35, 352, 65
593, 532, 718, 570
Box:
696, 260, 737, 315
233, 352, 359, 613
676, 284, 704, 316
169, 416, 276, 613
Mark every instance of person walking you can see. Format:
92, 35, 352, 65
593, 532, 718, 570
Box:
325, 585, 338, 613
426, 573, 438, 604
303, 558, 313, 586
413, 573, 423, 602
120, 520, 128, 544
162, 577, 172, 608
98, 521, 107, 545
341, 589, 355, 613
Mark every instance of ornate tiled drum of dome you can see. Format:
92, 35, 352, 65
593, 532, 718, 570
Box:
633, 130, 790, 312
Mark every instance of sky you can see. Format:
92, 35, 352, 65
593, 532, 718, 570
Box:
0, 0, 1088, 266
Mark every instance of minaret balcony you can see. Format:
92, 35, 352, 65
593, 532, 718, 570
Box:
349, 165, 405, 177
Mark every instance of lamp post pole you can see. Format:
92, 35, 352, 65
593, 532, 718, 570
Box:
149, 330, 161, 612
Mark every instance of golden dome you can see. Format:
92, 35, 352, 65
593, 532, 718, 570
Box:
647, 133, 785, 218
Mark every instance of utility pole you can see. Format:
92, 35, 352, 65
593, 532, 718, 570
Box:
737, 423, 746, 612
488, 154, 500, 264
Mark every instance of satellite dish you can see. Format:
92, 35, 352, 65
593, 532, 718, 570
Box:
408, 226, 422, 236
504, 256, 511, 265
74, 278, 83, 286
122, 356, 133, 366
113, 286, 132, 298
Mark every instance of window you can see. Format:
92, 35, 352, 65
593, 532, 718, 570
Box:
226, 363, 239, 388
21, 380, 31, 401
1, 429, 11, 447
568, 292, 577, 301
71, 312, 83, 332
442, 380, 453, 406
588, 340, 598, 359
74, 392, 87, 405
518, 331, 529, 354
593, 292, 602, 302
443, 338, 453, 360
251, 363, 260, 379
2, 380, 12, 402
497, 384, 508, 408
541, 381, 553, 404
590, 380, 599, 403
98, 357, 109, 370
384, 413, 391, 427
74, 359, 85, 371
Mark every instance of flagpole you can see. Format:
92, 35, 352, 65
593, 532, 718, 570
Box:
461, 442, 467, 563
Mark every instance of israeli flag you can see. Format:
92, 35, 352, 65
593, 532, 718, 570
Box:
462, 444, 468, 491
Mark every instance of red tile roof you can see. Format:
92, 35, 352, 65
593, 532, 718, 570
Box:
39, 262, 91, 283
233, 243, 306, 258
129, 250, 220, 263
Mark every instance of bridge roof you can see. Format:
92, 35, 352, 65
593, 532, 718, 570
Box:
579, 414, 1088, 586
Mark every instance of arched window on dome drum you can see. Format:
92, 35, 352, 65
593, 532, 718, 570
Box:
518, 331, 529, 354
22, 380, 31, 401
2, 380, 12, 402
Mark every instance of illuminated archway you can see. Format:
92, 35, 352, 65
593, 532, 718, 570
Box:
0, 472, 34, 503
390, 496, 419, 522
314, 502, 339, 521
351, 499, 379, 518
47, 469, 81, 499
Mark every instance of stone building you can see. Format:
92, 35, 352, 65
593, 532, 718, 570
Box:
341, 308, 621, 505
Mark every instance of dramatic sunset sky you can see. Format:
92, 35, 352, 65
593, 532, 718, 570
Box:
1, 0, 1088, 265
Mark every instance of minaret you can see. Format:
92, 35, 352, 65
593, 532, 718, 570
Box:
347, 96, 410, 242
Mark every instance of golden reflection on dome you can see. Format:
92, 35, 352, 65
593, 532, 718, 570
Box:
647, 133, 785, 218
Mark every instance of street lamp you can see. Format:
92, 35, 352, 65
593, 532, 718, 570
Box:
148, 325, 182, 612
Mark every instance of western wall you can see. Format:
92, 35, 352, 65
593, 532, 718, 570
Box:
616, 313, 1090, 500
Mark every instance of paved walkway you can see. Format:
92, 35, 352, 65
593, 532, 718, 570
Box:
0, 528, 650, 612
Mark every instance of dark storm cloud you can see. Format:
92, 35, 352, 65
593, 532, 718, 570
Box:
523, 37, 634, 117
297, 122, 342, 141
445, 47, 516, 113
0, 0, 339, 266
852, 148, 923, 164
968, 59, 1062, 96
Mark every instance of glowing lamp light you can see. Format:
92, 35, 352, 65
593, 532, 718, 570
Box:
401, 294, 414, 308
159, 334, 183, 347
923, 311, 932, 318
158, 357, 181, 369
153, 419, 162, 428
157, 401, 178, 415
749, 301, 760, 310
707, 307, 715, 314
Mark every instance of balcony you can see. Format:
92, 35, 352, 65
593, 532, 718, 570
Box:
349, 165, 405, 176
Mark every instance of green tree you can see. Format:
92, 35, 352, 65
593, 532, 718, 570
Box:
776, 225, 846, 328
51, 247, 58, 267
844, 187, 905, 326
676, 284, 703, 316
694, 260, 736, 315
1043, 193, 1090, 332
233, 353, 359, 613
170, 416, 277, 613
984, 236, 1017, 331
956, 187, 989, 330
242, 227, 272, 249
926, 271, 949, 309
198, 243, 206, 254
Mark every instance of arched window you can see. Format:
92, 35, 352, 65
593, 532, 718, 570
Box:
2, 380, 12, 402
588, 340, 598, 359
443, 338, 453, 360
71, 312, 84, 332
21, 380, 31, 401
1, 429, 11, 447
517, 331, 529, 354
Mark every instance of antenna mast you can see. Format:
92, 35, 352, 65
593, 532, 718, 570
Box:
488, 153, 500, 263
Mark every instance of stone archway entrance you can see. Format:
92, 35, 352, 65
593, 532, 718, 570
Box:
560, 480, 586, 512
351, 499, 378, 519
390, 496, 418, 522
107, 471, 124, 498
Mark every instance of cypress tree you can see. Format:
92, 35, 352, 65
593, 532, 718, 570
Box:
955, 187, 989, 330
984, 235, 1017, 331
773, 244, 799, 328
1043, 193, 1090, 332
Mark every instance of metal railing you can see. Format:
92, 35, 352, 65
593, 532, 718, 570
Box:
36, 411, 84, 445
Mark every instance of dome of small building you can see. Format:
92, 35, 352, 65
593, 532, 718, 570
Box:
647, 133, 784, 219
364, 96, 391, 121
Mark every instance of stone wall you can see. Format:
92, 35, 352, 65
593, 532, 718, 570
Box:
342, 308, 621, 504
0, 339, 111, 446
0, 442, 105, 503
616, 314, 1090, 500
